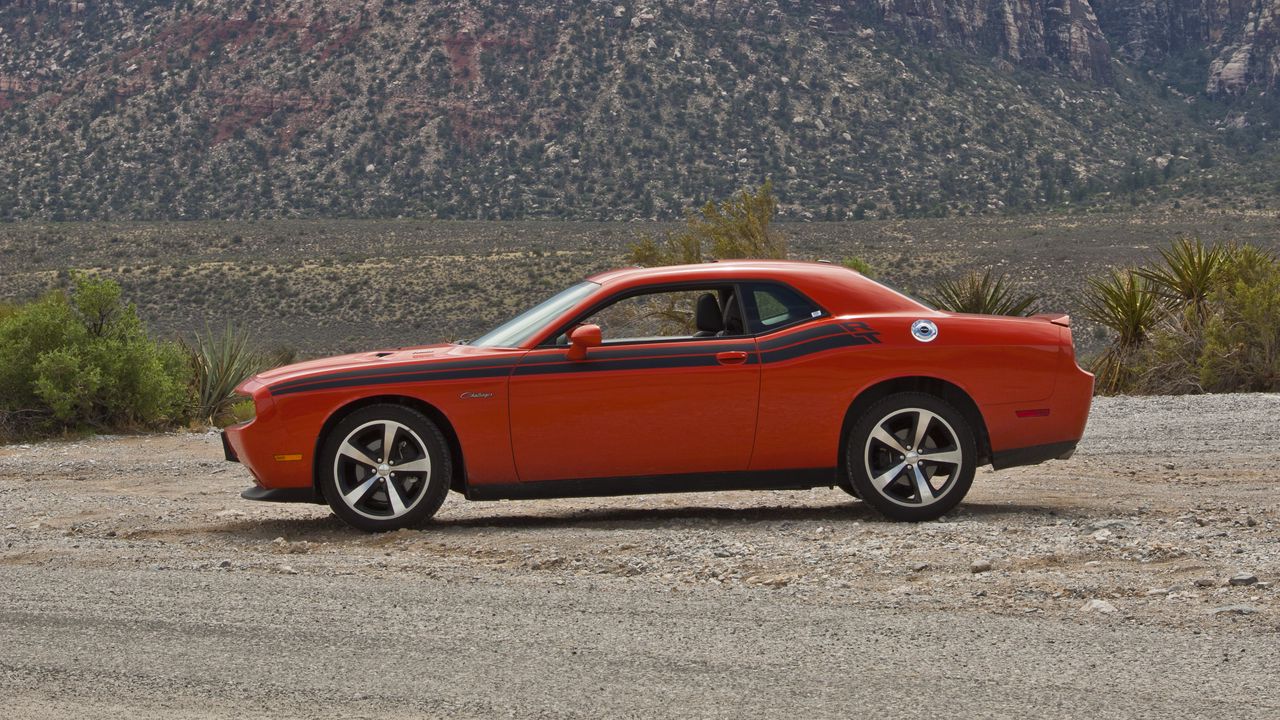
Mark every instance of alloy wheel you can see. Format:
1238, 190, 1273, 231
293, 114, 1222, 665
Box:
332, 419, 433, 521
863, 407, 964, 508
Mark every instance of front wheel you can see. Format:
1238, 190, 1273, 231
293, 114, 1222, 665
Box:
846, 392, 976, 521
319, 404, 451, 532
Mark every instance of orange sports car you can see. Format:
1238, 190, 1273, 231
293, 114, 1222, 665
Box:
222, 261, 1093, 531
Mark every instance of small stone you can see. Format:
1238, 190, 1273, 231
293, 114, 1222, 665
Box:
1081, 599, 1117, 613
1229, 572, 1258, 586
911, 562, 930, 573
1194, 578, 1216, 587
970, 560, 992, 574
218, 559, 232, 568
277, 565, 298, 575
1144, 588, 1169, 597
1210, 605, 1259, 616
1245, 517, 1257, 527
3, 524, 15, 530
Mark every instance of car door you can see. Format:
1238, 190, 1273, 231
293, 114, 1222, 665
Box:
507, 284, 761, 483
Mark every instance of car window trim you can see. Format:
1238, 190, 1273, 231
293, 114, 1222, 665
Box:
533, 278, 830, 348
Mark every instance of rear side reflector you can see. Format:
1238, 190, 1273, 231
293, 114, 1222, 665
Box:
1016, 409, 1051, 418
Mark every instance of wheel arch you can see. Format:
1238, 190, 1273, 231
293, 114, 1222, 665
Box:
313, 395, 468, 496
838, 376, 992, 480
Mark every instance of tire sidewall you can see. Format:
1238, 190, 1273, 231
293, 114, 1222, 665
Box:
319, 404, 452, 532
846, 392, 976, 521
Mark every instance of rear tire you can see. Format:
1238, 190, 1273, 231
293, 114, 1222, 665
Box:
319, 404, 451, 532
846, 392, 976, 521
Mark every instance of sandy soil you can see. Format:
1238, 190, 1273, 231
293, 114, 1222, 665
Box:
0, 393, 1277, 718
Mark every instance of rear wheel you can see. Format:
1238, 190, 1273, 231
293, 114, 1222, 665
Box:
846, 392, 976, 521
319, 404, 451, 532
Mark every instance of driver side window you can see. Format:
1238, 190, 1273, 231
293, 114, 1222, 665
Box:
573, 286, 744, 344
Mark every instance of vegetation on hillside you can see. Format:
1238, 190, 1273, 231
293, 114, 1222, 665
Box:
0, 1, 1275, 221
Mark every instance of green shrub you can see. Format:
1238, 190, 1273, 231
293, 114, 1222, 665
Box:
924, 269, 1038, 316
0, 275, 192, 436
1082, 269, 1160, 394
840, 256, 875, 277
1198, 247, 1280, 392
188, 322, 272, 426
629, 181, 786, 265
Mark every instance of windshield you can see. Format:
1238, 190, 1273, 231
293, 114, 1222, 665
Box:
468, 281, 600, 348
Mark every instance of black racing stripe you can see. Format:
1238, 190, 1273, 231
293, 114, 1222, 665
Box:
270, 355, 523, 392
272, 365, 514, 396
757, 323, 843, 350
513, 352, 758, 376
584, 341, 756, 359
761, 332, 875, 363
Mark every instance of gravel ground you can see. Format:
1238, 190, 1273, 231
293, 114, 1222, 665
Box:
1, 394, 1278, 718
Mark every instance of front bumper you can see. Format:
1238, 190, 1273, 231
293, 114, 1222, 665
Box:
221, 431, 238, 462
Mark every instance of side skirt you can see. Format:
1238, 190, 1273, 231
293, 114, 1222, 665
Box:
466, 468, 838, 501
990, 440, 1078, 471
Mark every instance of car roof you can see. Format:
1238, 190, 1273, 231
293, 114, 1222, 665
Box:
585, 260, 928, 315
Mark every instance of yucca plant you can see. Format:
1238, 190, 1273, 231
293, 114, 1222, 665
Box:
923, 270, 1039, 316
1136, 237, 1225, 326
1082, 269, 1161, 394
187, 322, 268, 425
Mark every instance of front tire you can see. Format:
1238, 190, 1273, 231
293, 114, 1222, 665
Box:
319, 404, 451, 532
846, 392, 976, 521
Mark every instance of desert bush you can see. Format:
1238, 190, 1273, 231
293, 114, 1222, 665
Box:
629, 181, 786, 265
1082, 268, 1160, 394
924, 269, 1039, 316
0, 275, 192, 436
1197, 245, 1280, 392
187, 322, 276, 426
1088, 240, 1280, 395
841, 256, 875, 277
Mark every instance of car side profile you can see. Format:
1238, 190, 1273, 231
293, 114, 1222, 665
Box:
222, 260, 1094, 531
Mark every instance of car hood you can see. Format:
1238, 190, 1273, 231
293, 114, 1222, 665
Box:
248, 343, 526, 394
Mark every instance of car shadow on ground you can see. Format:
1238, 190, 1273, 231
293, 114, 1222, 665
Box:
208, 498, 1074, 540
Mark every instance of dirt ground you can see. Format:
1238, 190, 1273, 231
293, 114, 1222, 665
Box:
1, 393, 1277, 718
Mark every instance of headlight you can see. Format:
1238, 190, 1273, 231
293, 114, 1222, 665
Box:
226, 394, 256, 425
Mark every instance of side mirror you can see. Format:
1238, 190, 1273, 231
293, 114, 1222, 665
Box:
566, 324, 602, 361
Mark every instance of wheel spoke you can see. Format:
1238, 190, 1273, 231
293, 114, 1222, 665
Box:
393, 458, 430, 474
871, 460, 908, 491
343, 474, 379, 507
340, 441, 378, 469
911, 464, 935, 504
385, 478, 407, 516
919, 448, 963, 466
871, 425, 908, 455
382, 423, 398, 461
910, 410, 936, 451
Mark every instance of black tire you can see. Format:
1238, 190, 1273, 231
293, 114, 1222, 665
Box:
319, 404, 452, 532
845, 392, 976, 521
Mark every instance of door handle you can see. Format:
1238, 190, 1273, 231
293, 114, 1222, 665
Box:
716, 351, 749, 366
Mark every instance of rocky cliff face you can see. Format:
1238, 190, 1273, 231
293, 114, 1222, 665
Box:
876, 0, 1113, 82
1091, 0, 1280, 93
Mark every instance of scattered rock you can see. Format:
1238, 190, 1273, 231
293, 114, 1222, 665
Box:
1228, 572, 1258, 586
1081, 599, 1117, 613
1194, 578, 1216, 587
1144, 588, 1169, 597
1089, 519, 1135, 531
277, 565, 298, 575
911, 562, 930, 573
218, 559, 232, 568
970, 560, 992, 574
1210, 605, 1259, 616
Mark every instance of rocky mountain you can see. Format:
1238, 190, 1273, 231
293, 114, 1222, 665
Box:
0, 0, 1278, 221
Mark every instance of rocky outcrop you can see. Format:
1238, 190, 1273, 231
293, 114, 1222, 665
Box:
875, 0, 1114, 82
1092, 0, 1280, 93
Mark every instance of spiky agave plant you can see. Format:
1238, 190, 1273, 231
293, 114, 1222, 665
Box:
1136, 237, 1225, 326
923, 270, 1039, 316
187, 322, 268, 425
1082, 269, 1161, 394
